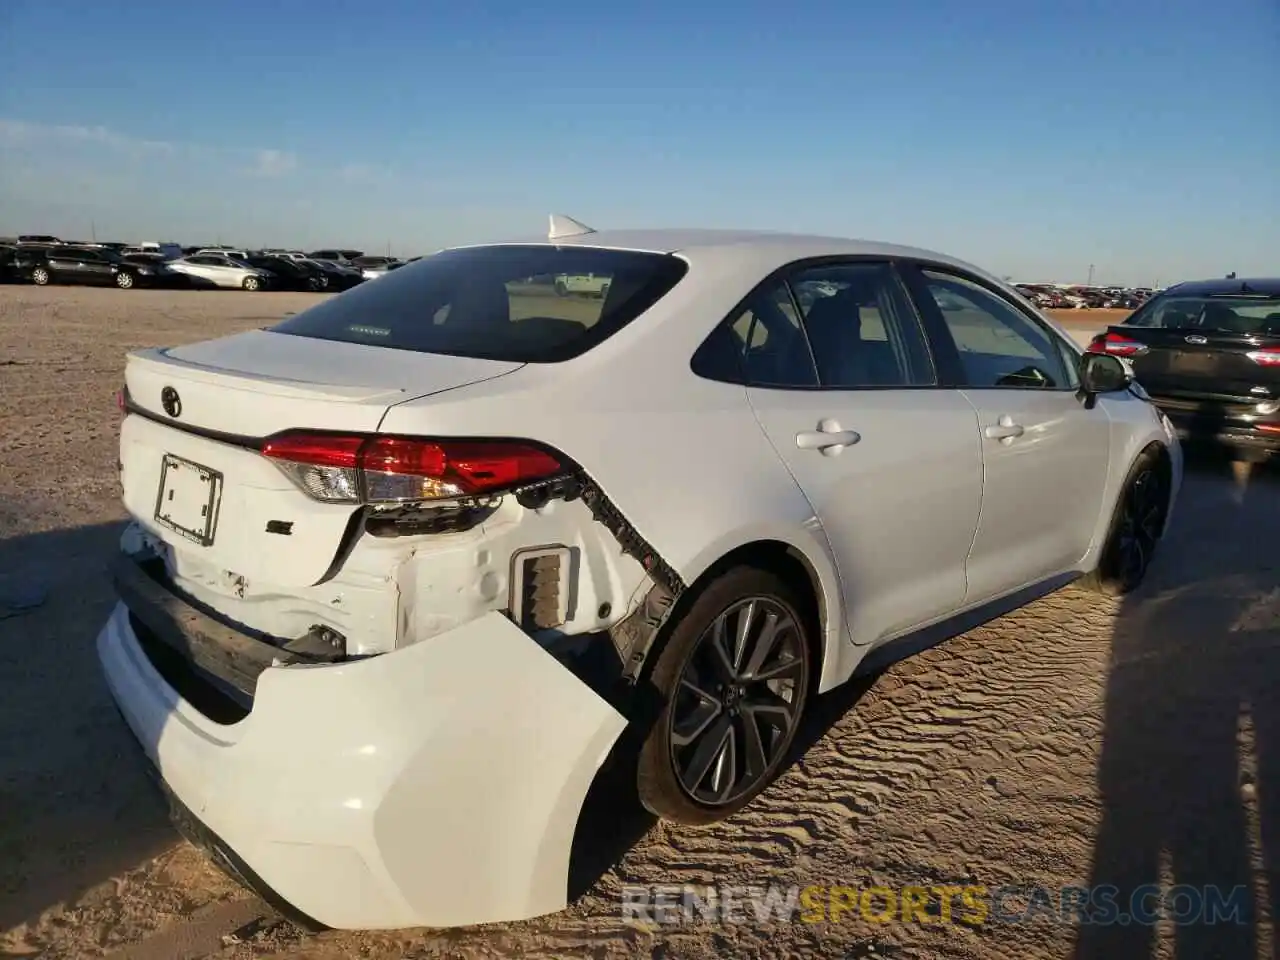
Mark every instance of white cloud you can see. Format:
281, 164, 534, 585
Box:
0, 118, 178, 158
247, 148, 299, 177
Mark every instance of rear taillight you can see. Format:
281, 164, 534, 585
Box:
1087, 331, 1149, 357
259, 432, 566, 504
1246, 347, 1280, 367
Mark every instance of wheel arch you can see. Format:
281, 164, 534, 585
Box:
669, 530, 849, 694
1080, 428, 1178, 573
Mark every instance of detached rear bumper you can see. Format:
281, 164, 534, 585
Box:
97, 552, 627, 930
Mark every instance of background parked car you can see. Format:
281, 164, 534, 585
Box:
18, 245, 168, 289
308, 248, 364, 263
297, 257, 364, 289
243, 254, 330, 291
163, 253, 273, 290
0, 244, 22, 283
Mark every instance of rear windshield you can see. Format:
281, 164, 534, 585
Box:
1128, 295, 1280, 335
269, 245, 689, 362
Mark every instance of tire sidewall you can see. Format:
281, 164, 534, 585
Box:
1085, 446, 1168, 596
635, 565, 814, 825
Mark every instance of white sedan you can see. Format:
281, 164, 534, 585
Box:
97, 217, 1181, 931
164, 253, 273, 290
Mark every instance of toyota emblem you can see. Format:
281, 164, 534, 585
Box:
160, 386, 182, 418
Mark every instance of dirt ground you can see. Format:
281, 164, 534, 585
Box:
1, 286, 1277, 960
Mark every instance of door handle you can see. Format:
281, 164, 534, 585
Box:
983, 415, 1025, 442
796, 418, 860, 456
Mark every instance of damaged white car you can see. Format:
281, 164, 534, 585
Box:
98, 216, 1182, 930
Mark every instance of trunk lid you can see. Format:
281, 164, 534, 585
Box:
1116, 326, 1280, 403
120, 330, 524, 587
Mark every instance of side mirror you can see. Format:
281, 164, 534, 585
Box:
1079, 352, 1130, 396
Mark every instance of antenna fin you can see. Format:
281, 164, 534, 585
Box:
548, 214, 596, 240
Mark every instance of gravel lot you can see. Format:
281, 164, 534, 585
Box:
1, 286, 1277, 960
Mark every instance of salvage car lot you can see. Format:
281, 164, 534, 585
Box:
2, 285, 1278, 960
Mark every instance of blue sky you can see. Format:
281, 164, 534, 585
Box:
1, 0, 1275, 284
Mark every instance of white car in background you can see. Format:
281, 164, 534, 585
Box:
98, 216, 1181, 931
164, 253, 273, 291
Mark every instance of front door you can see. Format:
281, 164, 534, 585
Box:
905, 265, 1112, 602
740, 261, 983, 647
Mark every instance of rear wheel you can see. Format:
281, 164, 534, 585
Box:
636, 566, 813, 825
1079, 448, 1169, 596
115, 271, 135, 289
242, 276, 262, 291
32, 267, 50, 286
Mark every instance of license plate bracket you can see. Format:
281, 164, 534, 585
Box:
1172, 350, 1217, 374
154, 454, 222, 546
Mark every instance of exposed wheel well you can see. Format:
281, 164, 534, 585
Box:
683, 540, 826, 675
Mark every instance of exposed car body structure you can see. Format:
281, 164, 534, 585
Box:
98, 218, 1182, 931
1087, 277, 1280, 461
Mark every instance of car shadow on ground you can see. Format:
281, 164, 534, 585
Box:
0, 518, 178, 934
1074, 453, 1280, 959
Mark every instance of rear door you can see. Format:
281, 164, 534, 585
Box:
901, 264, 1112, 602
77, 249, 116, 283
740, 259, 983, 646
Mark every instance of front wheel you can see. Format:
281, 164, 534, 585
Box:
32, 267, 50, 286
1079, 448, 1169, 596
636, 566, 813, 825
242, 275, 262, 291
115, 271, 135, 289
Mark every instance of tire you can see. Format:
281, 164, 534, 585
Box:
636, 566, 814, 825
1078, 447, 1170, 596
32, 267, 50, 286
242, 275, 262, 291
307, 275, 327, 292
115, 271, 135, 289
554, 280, 568, 297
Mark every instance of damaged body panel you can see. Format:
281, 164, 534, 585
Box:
97, 592, 628, 929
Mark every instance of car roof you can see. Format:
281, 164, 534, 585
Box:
441, 227, 1001, 283
1162, 277, 1280, 297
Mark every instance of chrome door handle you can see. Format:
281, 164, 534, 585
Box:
983, 415, 1025, 442
796, 418, 860, 456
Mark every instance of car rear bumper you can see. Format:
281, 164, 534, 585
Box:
1161, 409, 1280, 457
97, 551, 628, 930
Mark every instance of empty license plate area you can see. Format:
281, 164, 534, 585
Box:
154, 454, 223, 545
1171, 350, 1218, 375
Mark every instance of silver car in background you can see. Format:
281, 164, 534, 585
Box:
164, 253, 274, 291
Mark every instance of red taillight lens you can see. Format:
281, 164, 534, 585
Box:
260, 432, 565, 503
1247, 347, 1280, 367
1087, 331, 1148, 357
261, 433, 365, 469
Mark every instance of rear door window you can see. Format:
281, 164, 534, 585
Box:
272, 245, 689, 362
